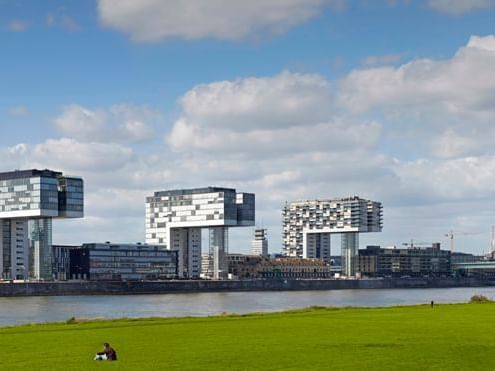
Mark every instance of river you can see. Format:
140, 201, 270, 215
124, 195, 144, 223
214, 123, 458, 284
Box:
1, 287, 494, 326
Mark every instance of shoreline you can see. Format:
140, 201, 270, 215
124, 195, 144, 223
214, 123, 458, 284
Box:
1, 277, 494, 297
0, 302, 486, 329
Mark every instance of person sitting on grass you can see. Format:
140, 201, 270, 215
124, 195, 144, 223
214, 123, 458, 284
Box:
94, 342, 117, 361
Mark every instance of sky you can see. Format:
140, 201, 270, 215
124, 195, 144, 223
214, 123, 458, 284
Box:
1, 0, 495, 255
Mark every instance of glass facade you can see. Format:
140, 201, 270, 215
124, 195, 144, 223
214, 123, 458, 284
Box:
0, 169, 84, 281
69, 243, 178, 281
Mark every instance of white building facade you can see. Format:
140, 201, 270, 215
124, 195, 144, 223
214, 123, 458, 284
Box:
0, 169, 83, 280
146, 187, 255, 279
282, 196, 382, 277
251, 228, 268, 256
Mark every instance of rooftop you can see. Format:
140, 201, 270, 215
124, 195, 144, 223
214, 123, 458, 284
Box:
0, 169, 62, 181
152, 187, 237, 197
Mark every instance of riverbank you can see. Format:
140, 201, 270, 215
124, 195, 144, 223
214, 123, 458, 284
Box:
1, 277, 494, 297
1, 303, 495, 370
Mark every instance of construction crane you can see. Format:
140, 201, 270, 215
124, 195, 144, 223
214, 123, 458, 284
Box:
444, 230, 480, 253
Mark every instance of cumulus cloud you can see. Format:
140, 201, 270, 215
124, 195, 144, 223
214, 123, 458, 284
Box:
339, 35, 495, 117
97, 0, 340, 42
167, 70, 383, 157
31, 138, 134, 172
54, 104, 157, 143
427, 0, 495, 15
179, 71, 333, 131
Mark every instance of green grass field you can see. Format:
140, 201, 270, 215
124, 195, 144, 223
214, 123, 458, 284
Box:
1, 302, 494, 370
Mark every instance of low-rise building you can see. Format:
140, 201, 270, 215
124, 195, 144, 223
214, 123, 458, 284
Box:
358, 244, 451, 277
228, 255, 332, 280
69, 243, 178, 281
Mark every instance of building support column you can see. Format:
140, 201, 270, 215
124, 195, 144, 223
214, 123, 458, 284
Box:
341, 232, 359, 277
209, 227, 228, 280
29, 218, 53, 280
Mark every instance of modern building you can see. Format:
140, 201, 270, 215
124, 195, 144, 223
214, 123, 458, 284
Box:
146, 187, 255, 279
228, 254, 332, 280
0, 169, 83, 280
69, 242, 178, 281
358, 244, 451, 277
282, 196, 382, 277
251, 228, 268, 256
52, 245, 79, 280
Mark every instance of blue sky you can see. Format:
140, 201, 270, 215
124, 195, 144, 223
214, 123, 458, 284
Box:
1, 0, 495, 254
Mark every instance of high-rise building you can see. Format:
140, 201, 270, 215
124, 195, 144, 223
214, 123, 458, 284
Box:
145, 187, 255, 279
282, 196, 382, 277
251, 228, 268, 256
0, 169, 84, 280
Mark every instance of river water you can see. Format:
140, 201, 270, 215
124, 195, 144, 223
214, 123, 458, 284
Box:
1, 287, 494, 326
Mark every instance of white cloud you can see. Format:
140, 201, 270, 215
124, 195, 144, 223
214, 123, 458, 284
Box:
6, 19, 29, 32
339, 35, 495, 118
31, 138, 134, 172
97, 0, 340, 42
167, 70, 382, 156
54, 104, 156, 143
427, 0, 495, 15
179, 71, 333, 131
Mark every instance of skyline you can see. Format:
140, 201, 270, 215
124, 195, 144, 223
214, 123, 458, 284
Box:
2, 0, 495, 254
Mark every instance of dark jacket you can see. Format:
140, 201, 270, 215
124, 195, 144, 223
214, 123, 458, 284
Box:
98, 346, 117, 361
105, 347, 117, 361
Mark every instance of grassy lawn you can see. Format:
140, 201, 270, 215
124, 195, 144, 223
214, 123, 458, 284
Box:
1, 303, 494, 370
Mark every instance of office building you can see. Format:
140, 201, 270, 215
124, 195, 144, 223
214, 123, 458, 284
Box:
52, 245, 79, 280
146, 187, 255, 279
251, 228, 268, 256
358, 244, 451, 277
282, 196, 382, 277
69, 242, 178, 281
0, 169, 83, 280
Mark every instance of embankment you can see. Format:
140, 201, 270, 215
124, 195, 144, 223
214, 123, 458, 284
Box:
1, 277, 494, 297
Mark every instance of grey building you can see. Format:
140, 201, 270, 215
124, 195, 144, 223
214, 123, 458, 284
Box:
146, 187, 255, 279
358, 244, 451, 277
282, 196, 382, 277
0, 169, 83, 280
69, 242, 178, 281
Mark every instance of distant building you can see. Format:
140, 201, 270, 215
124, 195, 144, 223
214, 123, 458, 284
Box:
282, 196, 382, 277
146, 187, 255, 279
228, 255, 332, 280
451, 252, 483, 264
69, 243, 178, 281
358, 244, 451, 277
52, 245, 79, 280
0, 169, 83, 280
251, 228, 268, 256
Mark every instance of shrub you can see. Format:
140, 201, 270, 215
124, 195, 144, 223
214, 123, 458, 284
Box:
66, 316, 77, 324
470, 295, 492, 303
